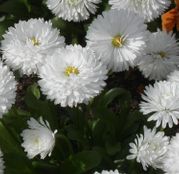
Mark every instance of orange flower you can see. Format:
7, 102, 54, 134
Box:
162, 0, 179, 31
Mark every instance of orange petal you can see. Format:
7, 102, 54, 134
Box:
162, 8, 178, 31
175, 0, 179, 8
177, 11, 179, 30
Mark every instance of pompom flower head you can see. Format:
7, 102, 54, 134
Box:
38, 45, 107, 107
1, 18, 65, 75
163, 133, 179, 174
137, 30, 179, 80
21, 117, 57, 159
46, 0, 101, 22
0, 150, 5, 174
167, 70, 179, 83
94, 170, 121, 174
127, 126, 169, 171
140, 81, 179, 128
86, 9, 148, 72
0, 62, 16, 118
109, 0, 171, 22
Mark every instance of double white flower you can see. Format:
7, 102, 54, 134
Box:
137, 30, 179, 80
94, 170, 121, 174
0, 62, 16, 118
38, 45, 107, 107
127, 126, 169, 171
109, 0, 170, 22
46, 0, 101, 22
1, 18, 65, 75
140, 81, 179, 128
86, 9, 148, 72
21, 117, 57, 159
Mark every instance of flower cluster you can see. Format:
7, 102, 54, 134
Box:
0, 0, 178, 173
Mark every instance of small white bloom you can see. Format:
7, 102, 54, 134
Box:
167, 70, 179, 84
1, 18, 65, 75
46, 0, 101, 22
137, 30, 179, 80
0, 62, 16, 118
109, 0, 170, 22
38, 45, 107, 107
86, 9, 148, 72
21, 117, 57, 159
163, 133, 179, 174
140, 81, 179, 128
127, 126, 169, 171
0, 150, 5, 174
94, 169, 121, 174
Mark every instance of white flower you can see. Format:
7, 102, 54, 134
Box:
140, 81, 179, 128
38, 45, 107, 107
1, 18, 65, 75
21, 117, 57, 159
127, 126, 169, 171
94, 170, 121, 174
86, 9, 148, 72
0, 62, 16, 118
109, 0, 170, 22
0, 150, 5, 174
163, 133, 179, 174
46, 0, 101, 22
137, 30, 179, 80
167, 70, 179, 84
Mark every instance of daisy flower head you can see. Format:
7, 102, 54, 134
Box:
127, 126, 169, 171
0, 62, 16, 118
1, 18, 65, 75
21, 117, 57, 159
167, 70, 179, 84
140, 81, 179, 128
163, 133, 179, 174
38, 45, 107, 107
109, 0, 171, 22
94, 170, 121, 174
137, 30, 179, 80
86, 9, 148, 72
46, 0, 101, 22
0, 149, 5, 174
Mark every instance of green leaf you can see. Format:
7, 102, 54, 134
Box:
0, 0, 29, 18
30, 83, 40, 99
105, 142, 121, 156
60, 150, 102, 174
24, 84, 59, 128
100, 88, 131, 107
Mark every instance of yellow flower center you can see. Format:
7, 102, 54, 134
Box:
33, 137, 40, 145
65, 66, 79, 76
31, 36, 40, 46
158, 51, 166, 59
112, 35, 124, 47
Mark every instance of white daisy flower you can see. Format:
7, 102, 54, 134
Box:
21, 117, 57, 159
0, 62, 16, 118
127, 126, 169, 171
1, 18, 65, 75
0, 150, 5, 174
137, 30, 179, 80
46, 0, 101, 22
163, 133, 179, 174
109, 0, 171, 22
167, 70, 179, 84
86, 9, 148, 72
94, 169, 121, 174
140, 81, 179, 128
38, 45, 107, 107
